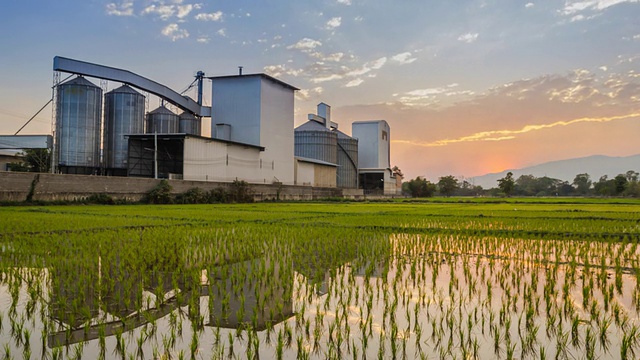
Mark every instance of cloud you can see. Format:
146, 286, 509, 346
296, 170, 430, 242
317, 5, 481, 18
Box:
345, 57, 387, 76
296, 87, 324, 101
177, 4, 199, 18
326, 17, 342, 29
161, 23, 189, 41
106, 1, 134, 16
634, 34, 640, 40
525, 2, 535, 8
394, 84, 475, 106
287, 38, 323, 51
337, 0, 352, 4
345, 79, 364, 87
561, 0, 639, 16
195, 11, 223, 21
142, 4, 176, 20
391, 52, 417, 65
217, 28, 226, 37
393, 113, 640, 147
458, 33, 479, 43
196, 35, 209, 43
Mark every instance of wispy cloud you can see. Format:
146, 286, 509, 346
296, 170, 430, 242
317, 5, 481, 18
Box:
106, 1, 134, 16
161, 23, 189, 41
458, 32, 479, 43
525, 2, 535, 8
288, 38, 323, 51
142, 4, 175, 20
392, 52, 417, 65
195, 11, 223, 21
337, 0, 352, 5
561, 0, 639, 16
394, 113, 640, 147
345, 78, 364, 87
326, 17, 342, 29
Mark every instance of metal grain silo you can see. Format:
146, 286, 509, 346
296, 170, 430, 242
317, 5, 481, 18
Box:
146, 105, 179, 134
336, 130, 359, 188
103, 85, 145, 173
294, 120, 337, 164
179, 111, 201, 135
55, 76, 102, 174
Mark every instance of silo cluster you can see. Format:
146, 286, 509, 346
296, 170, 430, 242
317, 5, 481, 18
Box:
146, 105, 179, 134
294, 103, 359, 188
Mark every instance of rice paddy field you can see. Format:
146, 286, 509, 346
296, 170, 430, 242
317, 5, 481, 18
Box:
1, 199, 640, 359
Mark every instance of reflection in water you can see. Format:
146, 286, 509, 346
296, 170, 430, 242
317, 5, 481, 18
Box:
2, 230, 638, 359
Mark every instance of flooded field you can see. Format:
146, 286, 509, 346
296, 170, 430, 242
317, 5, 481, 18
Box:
1, 200, 640, 359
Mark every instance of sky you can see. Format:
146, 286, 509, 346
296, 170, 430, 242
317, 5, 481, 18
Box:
0, 0, 639, 182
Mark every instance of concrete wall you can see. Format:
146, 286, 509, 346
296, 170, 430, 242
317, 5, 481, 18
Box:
0, 171, 352, 202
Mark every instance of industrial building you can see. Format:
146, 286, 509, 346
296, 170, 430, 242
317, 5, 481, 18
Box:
2, 56, 400, 196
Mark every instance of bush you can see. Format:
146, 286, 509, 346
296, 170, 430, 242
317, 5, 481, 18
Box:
86, 193, 115, 205
175, 187, 208, 204
145, 179, 173, 204
208, 188, 228, 203
229, 180, 253, 203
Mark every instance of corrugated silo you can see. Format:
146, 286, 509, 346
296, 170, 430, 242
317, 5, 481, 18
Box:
103, 85, 145, 174
336, 130, 359, 188
294, 120, 337, 164
179, 111, 201, 135
146, 105, 179, 134
55, 76, 102, 174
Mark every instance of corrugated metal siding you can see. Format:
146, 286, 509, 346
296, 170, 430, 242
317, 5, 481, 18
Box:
183, 137, 262, 182
56, 77, 102, 168
336, 137, 358, 188
294, 131, 338, 164
103, 86, 145, 169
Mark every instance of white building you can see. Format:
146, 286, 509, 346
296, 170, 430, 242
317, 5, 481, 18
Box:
210, 74, 297, 185
352, 120, 396, 195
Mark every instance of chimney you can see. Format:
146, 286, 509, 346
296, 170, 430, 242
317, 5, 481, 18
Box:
238, 66, 243, 76
317, 103, 331, 129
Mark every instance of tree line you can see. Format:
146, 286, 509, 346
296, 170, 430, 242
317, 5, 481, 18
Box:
403, 171, 640, 198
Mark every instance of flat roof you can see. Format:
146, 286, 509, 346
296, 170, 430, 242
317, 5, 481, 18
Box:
207, 73, 300, 91
126, 133, 265, 151
358, 167, 392, 173
295, 156, 338, 167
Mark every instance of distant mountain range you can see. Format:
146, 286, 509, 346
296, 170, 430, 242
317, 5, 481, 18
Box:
470, 154, 640, 189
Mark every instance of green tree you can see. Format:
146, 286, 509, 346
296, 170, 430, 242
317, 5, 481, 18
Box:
572, 173, 592, 195
613, 174, 628, 195
437, 175, 459, 197
497, 172, 515, 197
593, 175, 615, 196
403, 176, 436, 198
7, 149, 51, 173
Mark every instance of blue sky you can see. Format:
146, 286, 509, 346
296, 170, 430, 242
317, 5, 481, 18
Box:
1, 0, 639, 180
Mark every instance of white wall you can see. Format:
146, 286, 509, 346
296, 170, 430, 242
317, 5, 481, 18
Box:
210, 75, 295, 185
259, 78, 295, 185
352, 120, 390, 169
295, 160, 314, 186
183, 137, 264, 183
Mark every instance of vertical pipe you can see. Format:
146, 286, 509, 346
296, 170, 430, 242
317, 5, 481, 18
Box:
154, 131, 158, 179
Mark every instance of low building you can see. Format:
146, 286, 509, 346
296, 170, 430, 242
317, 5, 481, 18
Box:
294, 156, 337, 187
